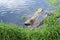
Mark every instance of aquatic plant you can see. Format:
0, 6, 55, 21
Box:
22, 16, 27, 20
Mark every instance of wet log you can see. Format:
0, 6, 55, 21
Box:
24, 8, 43, 26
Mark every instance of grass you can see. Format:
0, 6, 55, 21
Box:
0, 13, 60, 40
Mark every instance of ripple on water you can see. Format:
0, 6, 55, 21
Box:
0, 0, 50, 26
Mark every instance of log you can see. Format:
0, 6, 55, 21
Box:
24, 8, 43, 26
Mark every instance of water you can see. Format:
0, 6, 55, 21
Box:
0, 0, 50, 26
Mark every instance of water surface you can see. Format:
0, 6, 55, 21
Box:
0, 0, 50, 26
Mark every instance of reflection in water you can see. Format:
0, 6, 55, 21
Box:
0, 0, 50, 26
